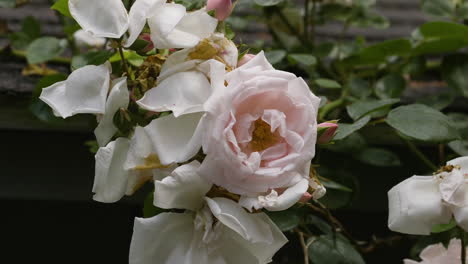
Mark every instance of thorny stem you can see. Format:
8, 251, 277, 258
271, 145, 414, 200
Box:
401, 136, 438, 172
296, 230, 309, 264
118, 42, 130, 77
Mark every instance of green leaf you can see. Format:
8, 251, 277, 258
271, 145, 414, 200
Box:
431, 219, 456, 233
356, 148, 401, 167
267, 210, 301, 231
416, 90, 455, 110
254, 0, 284, 6
0, 0, 16, 8
442, 53, 468, 98
21, 16, 41, 40
26, 37, 67, 64
307, 215, 333, 235
265, 50, 287, 65
287, 54, 317, 66
448, 140, 468, 156
315, 78, 342, 89
421, 0, 455, 18
318, 176, 353, 192
349, 39, 411, 65
334, 116, 371, 141
346, 99, 399, 121
109, 50, 145, 67
375, 74, 406, 99
348, 78, 371, 99
71, 50, 114, 70
51, 0, 72, 17
413, 22, 468, 55
386, 104, 460, 143
308, 235, 365, 264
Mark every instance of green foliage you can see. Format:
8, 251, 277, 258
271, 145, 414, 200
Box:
375, 74, 406, 99
265, 50, 287, 65
51, 0, 71, 17
254, 0, 284, 7
26, 37, 67, 64
9, 16, 41, 50
0, 0, 16, 8
315, 78, 342, 89
287, 54, 317, 66
356, 147, 401, 167
267, 210, 301, 231
386, 104, 460, 143
308, 234, 365, 264
334, 116, 371, 141
346, 98, 399, 120
442, 53, 468, 98
71, 50, 114, 70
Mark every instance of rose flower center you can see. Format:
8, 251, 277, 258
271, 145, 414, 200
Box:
248, 119, 281, 152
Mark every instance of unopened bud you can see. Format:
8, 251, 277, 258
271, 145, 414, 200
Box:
207, 0, 233, 21
317, 122, 338, 144
139, 33, 154, 53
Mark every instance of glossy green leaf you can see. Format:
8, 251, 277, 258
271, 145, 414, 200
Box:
318, 176, 353, 192
266, 210, 301, 232
431, 219, 456, 233
265, 50, 287, 65
26, 37, 67, 64
348, 78, 371, 99
308, 235, 365, 264
334, 116, 371, 141
386, 104, 460, 143
254, 0, 284, 6
350, 39, 411, 64
356, 148, 401, 167
51, 0, 72, 17
71, 50, 114, 70
315, 78, 342, 89
307, 215, 333, 235
442, 54, 468, 98
288, 54, 317, 66
375, 74, 406, 99
346, 99, 399, 121
421, 0, 455, 18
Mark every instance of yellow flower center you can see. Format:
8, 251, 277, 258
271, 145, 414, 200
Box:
134, 154, 170, 170
248, 119, 281, 152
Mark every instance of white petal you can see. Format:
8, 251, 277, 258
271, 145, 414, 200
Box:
447, 156, 468, 174
451, 184, 468, 232
207, 198, 288, 263
144, 112, 204, 165
94, 77, 130, 146
206, 197, 273, 244
149, 6, 217, 49
388, 176, 452, 235
40, 63, 110, 118
438, 169, 466, 207
73, 29, 106, 48
69, 0, 129, 38
240, 178, 309, 212
93, 138, 130, 203
125, 0, 165, 47
137, 71, 211, 117
129, 213, 194, 264
124, 126, 155, 170
154, 161, 212, 211
148, 3, 186, 49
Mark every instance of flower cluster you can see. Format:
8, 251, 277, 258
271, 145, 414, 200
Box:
39, 0, 327, 263
388, 157, 468, 235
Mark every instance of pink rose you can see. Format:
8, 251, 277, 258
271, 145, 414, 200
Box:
207, 0, 233, 21
199, 51, 321, 211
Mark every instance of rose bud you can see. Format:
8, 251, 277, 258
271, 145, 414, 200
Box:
139, 33, 155, 53
317, 122, 338, 144
207, 0, 233, 21
238, 53, 255, 66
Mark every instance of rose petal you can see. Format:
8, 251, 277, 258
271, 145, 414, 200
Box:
129, 213, 194, 264
125, 0, 165, 47
40, 63, 110, 118
93, 138, 130, 203
137, 71, 211, 117
69, 0, 129, 38
388, 176, 452, 235
94, 77, 129, 146
154, 161, 212, 211
144, 112, 204, 165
